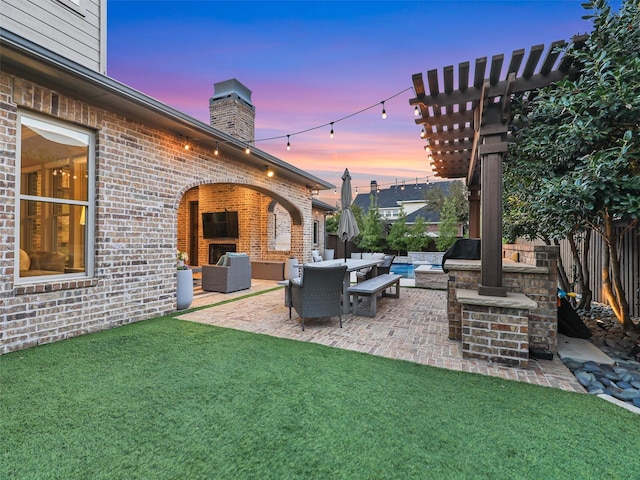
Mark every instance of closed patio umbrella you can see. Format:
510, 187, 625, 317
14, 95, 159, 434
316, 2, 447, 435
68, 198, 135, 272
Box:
337, 168, 360, 260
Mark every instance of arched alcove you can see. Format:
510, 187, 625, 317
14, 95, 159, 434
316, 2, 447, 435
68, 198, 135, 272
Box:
175, 180, 304, 266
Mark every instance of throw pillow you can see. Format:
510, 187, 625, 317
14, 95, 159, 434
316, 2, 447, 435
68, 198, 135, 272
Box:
20, 249, 30, 271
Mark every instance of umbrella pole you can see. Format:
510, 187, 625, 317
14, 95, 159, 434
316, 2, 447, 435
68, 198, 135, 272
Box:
344, 239, 348, 261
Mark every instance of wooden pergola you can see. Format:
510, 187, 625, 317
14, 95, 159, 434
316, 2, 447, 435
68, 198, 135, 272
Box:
409, 36, 586, 297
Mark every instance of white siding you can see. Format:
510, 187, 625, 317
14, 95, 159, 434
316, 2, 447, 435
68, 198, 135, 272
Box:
1, 0, 105, 72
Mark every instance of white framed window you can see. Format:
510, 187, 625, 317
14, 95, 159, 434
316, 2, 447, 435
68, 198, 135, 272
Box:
55, 0, 86, 16
16, 112, 95, 282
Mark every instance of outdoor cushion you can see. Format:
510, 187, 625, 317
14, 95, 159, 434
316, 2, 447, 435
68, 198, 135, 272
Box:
360, 252, 385, 275
216, 254, 227, 266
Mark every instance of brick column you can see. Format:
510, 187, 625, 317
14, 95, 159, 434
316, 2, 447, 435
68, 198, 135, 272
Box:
458, 289, 536, 368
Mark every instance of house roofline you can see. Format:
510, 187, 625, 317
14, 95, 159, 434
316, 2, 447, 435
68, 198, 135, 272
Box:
0, 28, 334, 191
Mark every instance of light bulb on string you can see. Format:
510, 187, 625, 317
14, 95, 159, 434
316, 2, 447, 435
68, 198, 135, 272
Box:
214, 143, 219, 156
420, 128, 426, 138
414, 105, 420, 116
237, 85, 415, 150
286, 135, 291, 151
245, 146, 251, 155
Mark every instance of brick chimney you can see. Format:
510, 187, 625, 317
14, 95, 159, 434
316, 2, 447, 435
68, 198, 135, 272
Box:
209, 79, 255, 142
370, 180, 378, 193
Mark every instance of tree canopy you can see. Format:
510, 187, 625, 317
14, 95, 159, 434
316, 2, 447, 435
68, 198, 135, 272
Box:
505, 0, 640, 329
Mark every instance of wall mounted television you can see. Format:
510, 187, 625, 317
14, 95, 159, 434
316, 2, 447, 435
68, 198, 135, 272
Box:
202, 211, 239, 239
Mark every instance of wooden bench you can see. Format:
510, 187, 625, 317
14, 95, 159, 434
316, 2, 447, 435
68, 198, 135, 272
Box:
347, 273, 402, 317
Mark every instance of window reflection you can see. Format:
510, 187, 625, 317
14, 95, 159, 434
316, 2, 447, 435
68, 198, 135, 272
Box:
19, 115, 90, 279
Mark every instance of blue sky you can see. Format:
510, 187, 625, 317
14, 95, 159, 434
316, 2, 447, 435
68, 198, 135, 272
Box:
107, 0, 595, 203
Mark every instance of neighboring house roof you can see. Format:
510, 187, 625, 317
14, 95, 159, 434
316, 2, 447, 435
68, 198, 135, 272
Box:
353, 181, 451, 211
312, 197, 337, 212
405, 206, 441, 223
0, 28, 334, 191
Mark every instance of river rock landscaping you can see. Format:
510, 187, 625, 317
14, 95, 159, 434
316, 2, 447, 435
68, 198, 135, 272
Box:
561, 303, 640, 408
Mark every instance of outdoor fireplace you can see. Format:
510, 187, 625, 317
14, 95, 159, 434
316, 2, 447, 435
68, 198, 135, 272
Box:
209, 243, 236, 264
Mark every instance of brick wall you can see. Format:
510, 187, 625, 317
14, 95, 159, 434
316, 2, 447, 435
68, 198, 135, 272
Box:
446, 244, 559, 354
0, 74, 315, 354
462, 304, 530, 368
502, 244, 558, 351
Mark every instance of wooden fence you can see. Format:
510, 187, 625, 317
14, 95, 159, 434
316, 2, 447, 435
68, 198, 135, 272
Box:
531, 222, 639, 317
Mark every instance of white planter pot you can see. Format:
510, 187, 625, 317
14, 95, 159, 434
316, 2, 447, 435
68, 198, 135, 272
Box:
176, 269, 193, 310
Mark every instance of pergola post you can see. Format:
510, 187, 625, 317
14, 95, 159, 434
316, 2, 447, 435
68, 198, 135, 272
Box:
478, 108, 508, 297
467, 185, 481, 238
478, 132, 508, 297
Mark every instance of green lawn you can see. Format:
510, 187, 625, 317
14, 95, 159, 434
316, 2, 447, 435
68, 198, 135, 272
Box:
1, 315, 638, 479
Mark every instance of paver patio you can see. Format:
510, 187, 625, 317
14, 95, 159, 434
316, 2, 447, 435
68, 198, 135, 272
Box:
177, 281, 584, 393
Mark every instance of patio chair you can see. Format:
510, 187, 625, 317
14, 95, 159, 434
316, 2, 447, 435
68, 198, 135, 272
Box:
289, 264, 347, 331
356, 254, 394, 283
202, 253, 252, 293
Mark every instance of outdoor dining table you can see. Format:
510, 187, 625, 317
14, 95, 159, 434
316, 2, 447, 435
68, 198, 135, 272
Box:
308, 258, 383, 314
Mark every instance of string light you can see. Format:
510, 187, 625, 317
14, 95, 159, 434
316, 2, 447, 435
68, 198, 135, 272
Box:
225, 86, 415, 150
420, 127, 426, 138
184, 137, 190, 150
348, 175, 438, 194
197, 86, 429, 158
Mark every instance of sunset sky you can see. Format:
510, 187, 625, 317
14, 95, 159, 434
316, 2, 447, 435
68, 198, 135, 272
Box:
106, 0, 595, 205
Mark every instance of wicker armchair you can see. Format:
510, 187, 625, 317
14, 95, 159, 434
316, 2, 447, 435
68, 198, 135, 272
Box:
289, 264, 347, 331
202, 254, 252, 293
